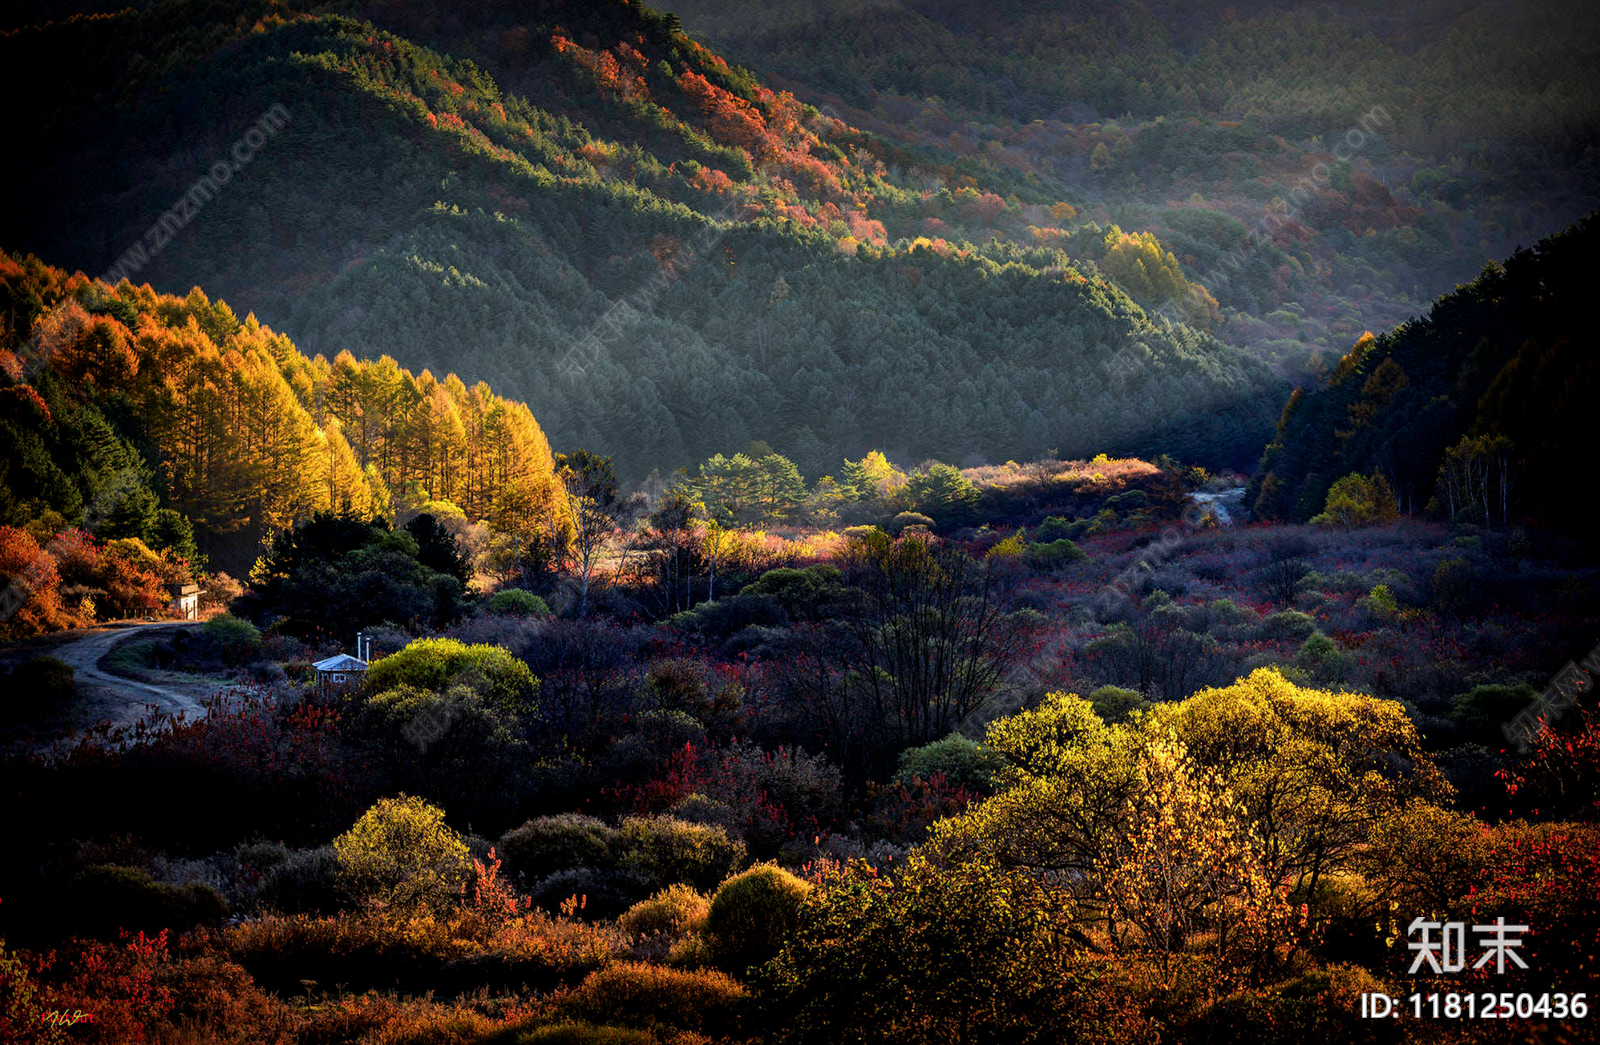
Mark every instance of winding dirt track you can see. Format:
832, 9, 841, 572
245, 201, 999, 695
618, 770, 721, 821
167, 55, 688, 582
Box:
51, 622, 209, 729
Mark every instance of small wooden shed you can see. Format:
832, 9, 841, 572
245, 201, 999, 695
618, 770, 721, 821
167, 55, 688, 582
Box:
313, 653, 368, 694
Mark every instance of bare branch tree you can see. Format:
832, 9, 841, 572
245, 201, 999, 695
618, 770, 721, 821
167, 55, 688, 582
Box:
555, 450, 620, 617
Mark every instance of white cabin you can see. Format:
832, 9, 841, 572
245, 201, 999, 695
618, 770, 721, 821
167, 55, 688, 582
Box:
313, 652, 368, 693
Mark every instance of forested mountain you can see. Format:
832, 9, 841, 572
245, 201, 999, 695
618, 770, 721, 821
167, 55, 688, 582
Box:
1248, 214, 1599, 536
0, 251, 564, 572
661, 0, 1600, 370
0, 0, 1281, 481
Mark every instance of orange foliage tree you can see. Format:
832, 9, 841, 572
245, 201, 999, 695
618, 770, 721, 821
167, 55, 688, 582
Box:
0, 525, 78, 636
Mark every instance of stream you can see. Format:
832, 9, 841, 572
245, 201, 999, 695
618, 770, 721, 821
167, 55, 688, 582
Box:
1190, 486, 1248, 526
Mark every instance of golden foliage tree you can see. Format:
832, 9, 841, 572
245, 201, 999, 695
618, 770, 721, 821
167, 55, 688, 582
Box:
2, 260, 566, 562
1100, 226, 1219, 327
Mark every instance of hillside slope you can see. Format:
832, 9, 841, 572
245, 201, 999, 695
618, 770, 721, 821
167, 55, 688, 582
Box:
0, 0, 1281, 480
659, 0, 1600, 371
1248, 214, 1599, 536
1, 250, 564, 572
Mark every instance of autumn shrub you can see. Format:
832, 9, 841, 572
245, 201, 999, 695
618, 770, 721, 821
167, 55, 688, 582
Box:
887, 511, 935, 535
1025, 538, 1087, 571
862, 772, 977, 846
668, 793, 740, 833
64, 864, 229, 939
764, 856, 1074, 1043
487, 588, 552, 617
0, 937, 67, 1045
199, 570, 243, 609
894, 733, 1005, 791
1086, 684, 1149, 724
57, 529, 170, 620
617, 816, 747, 893
1007, 608, 1050, 637
700, 742, 841, 857
1294, 633, 1356, 684
1466, 818, 1600, 981
1296, 632, 1337, 662
666, 933, 713, 970
528, 866, 649, 918
1357, 582, 1399, 619
1034, 515, 1089, 542
226, 903, 622, 998
471, 904, 626, 985
223, 912, 428, 996
1051, 953, 1244, 1044
201, 612, 262, 665
1143, 667, 1448, 893
236, 839, 295, 880
738, 564, 847, 620
618, 884, 710, 938
352, 683, 529, 828
1094, 738, 1300, 974
703, 863, 810, 976
604, 711, 708, 788
500, 814, 619, 885
558, 961, 745, 1037
669, 594, 787, 639
31, 929, 178, 1044
1104, 488, 1152, 512
1259, 609, 1317, 642
1357, 803, 1489, 917
518, 1024, 655, 1045
150, 948, 297, 1045
8, 690, 356, 857
1295, 873, 1379, 965
1500, 703, 1600, 819
640, 659, 742, 728
332, 795, 471, 910
290, 988, 531, 1044
1203, 597, 1258, 631
1190, 964, 1399, 1045
23, 928, 291, 1036
364, 637, 537, 716
1450, 682, 1538, 746
255, 847, 345, 915
1310, 473, 1399, 529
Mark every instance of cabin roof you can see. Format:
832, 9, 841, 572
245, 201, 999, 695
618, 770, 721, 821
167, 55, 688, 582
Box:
313, 654, 369, 672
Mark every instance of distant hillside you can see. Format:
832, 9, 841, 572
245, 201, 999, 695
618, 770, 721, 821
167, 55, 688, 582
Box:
0, 250, 564, 572
0, 0, 1281, 480
659, 0, 1600, 369
1248, 214, 1599, 536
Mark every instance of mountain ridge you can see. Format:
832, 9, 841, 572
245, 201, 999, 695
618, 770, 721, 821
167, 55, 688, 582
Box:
1, 0, 1282, 479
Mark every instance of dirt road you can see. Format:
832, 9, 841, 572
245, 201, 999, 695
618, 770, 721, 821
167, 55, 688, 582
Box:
52, 622, 209, 729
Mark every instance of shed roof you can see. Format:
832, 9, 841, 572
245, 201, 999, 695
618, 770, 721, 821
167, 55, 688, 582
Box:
313, 654, 369, 672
